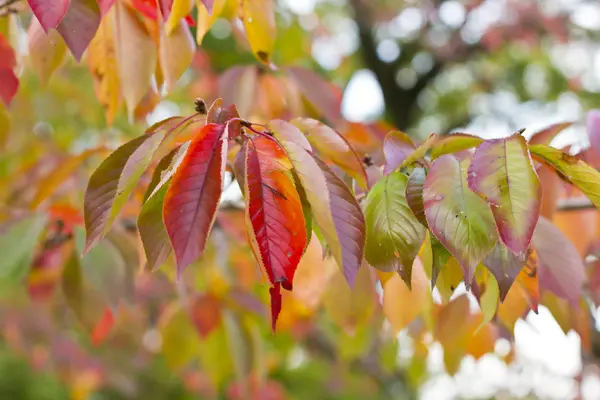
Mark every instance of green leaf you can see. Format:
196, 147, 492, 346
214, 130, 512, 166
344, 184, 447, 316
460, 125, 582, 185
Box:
83, 131, 164, 253
364, 171, 426, 285
423, 155, 497, 286
0, 214, 47, 282
529, 144, 600, 209
138, 179, 171, 271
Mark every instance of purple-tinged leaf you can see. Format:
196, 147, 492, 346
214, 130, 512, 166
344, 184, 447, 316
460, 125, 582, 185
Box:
405, 167, 427, 228
383, 131, 416, 175
27, 0, 70, 32
531, 217, 585, 306
423, 155, 497, 286
529, 122, 573, 146
201, 0, 214, 13
163, 123, 228, 276
483, 243, 527, 301
468, 135, 541, 256
218, 66, 258, 117
587, 110, 600, 156
291, 117, 368, 189
56, 0, 101, 62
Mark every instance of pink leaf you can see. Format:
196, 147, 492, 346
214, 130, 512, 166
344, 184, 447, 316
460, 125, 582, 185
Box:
531, 217, 586, 306
27, 0, 70, 32
0, 34, 18, 106
383, 131, 416, 175
587, 109, 600, 156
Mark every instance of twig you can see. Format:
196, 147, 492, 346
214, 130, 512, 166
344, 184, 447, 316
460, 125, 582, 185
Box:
557, 197, 596, 212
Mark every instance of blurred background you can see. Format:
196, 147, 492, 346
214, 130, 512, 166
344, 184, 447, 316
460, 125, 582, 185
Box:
3, 0, 600, 399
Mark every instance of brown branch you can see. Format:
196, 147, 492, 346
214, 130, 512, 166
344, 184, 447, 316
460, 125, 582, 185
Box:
557, 197, 596, 212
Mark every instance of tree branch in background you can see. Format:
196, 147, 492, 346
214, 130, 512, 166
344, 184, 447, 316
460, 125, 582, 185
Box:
348, 0, 480, 131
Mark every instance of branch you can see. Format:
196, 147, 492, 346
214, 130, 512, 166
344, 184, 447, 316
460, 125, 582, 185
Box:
0, 0, 22, 16
556, 197, 596, 212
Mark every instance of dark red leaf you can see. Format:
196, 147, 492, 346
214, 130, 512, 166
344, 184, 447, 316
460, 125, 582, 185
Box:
0, 34, 18, 106
163, 123, 228, 276
27, 0, 69, 32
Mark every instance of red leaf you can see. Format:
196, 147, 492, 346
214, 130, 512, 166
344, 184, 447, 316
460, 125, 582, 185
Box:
27, 0, 70, 32
0, 34, 18, 106
269, 282, 282, 333
241, 136, 308, 330
191, 293, 222, 337
56, 0, 101, 62
163, 123, 228, 276
91, 307, 114, 346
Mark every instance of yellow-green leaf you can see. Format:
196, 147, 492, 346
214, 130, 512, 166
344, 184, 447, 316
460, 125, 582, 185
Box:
529, 144, 600, 209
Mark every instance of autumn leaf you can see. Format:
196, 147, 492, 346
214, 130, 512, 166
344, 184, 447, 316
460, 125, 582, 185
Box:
114, 0, 157, 118
383, 258, 430, 333
27, 0, 70, 32
430, 133, 483, 159
423, 155, 497, 285
56, 0, 101, 62
0, 214, 47, 282
269, 120, 365, 287
27, 18, 67, 87
483, 243, 527, 301
531, 216, 585, 305
242, 0, 276, 65
0, 33, 18, 106
83, 124, 172, 253
528, 122, 572, 146
138, 180, 172, 271
468, 134, 541, 255
287, 67, 342, 123
163, 123, 228, 276
239, 135, 307, 330
218, 66, 258, 117
159, 19, 195, 92
291, 117, 368, 189
364, 171, 426, 286
405, 167, 428, 228
530, 144, 600, 209
383, 131, 416, 174
196, 0, 226, 44
165, 0, 194, 35
87, 10, 121, 125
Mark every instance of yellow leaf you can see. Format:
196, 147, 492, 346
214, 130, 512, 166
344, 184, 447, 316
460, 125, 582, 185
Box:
242, 0, 276, 65
383, 258, 430, 334
322, 262, 377, 334
0, 102, 9, 149
88, 11, 120, 125
436, 257, 463, 303
27, 18, 67, 87
165, 0, 194, 35
476, 273, 499, 333
114, 1, 157, 120
159, 302, 202, 370
159, 19, 195, 93
30, 148, 106, 208
195, 0, 225, 44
